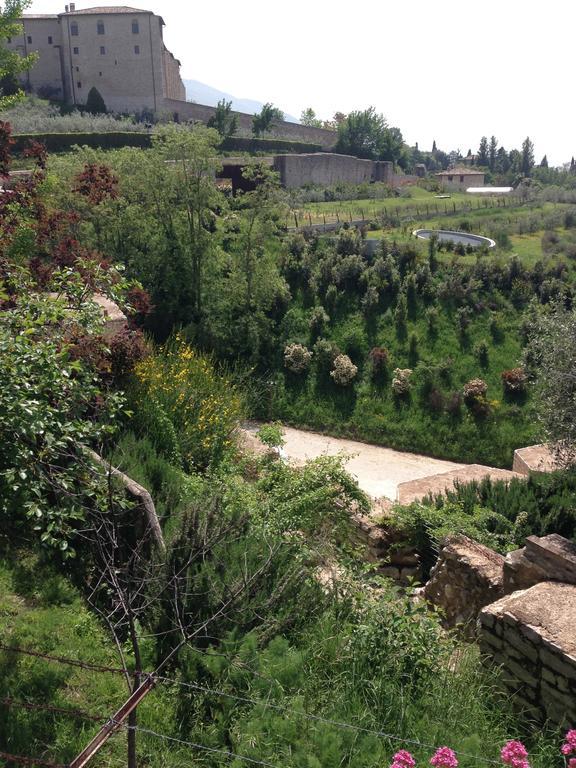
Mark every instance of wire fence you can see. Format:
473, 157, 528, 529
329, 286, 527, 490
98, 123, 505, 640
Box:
286, 195, 529, 231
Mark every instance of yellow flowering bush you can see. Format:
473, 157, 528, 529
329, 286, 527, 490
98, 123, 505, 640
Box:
134, 336, 243, 471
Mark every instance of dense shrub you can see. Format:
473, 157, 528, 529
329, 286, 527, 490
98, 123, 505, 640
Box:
501, 367, 527, 395
463, 378, 488, 402
392, 368, 412, 396
330, 354, 358, 386
369, 346, 390, 380
133, 335, 243, 470
12, 131, 152, 154
284, 343, 313, 373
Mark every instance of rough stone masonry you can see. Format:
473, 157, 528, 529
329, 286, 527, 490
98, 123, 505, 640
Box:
479, 582, 576, 727
424, 533, 576, 726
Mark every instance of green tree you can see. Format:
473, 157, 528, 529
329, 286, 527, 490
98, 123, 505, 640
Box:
521, 136, 535, 176
488, 135, 498, 171
207, 98, 238, 138
525, 303, 576, 466
85, 85, 106, 114
0, 0, 37, 109
300, 107, 322, 127
539, 154, 548, 168
495, 146, 510, 174
252, 102, 284, 137
335, 106, 405, 163
477, 136, 489, 166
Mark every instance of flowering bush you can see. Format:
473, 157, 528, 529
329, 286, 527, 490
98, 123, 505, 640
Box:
463, 378, 488, 401
369, 346, 390, 380
501, 367, 527, 395
284, 343, 313, 374
330, 354, 358, 386
390, 750, 416, 768
430, 747, 458, 767
392, 368, 413, 396
562, 730, 576, 758
134, 335, 243, 471
501, 740, 530, 768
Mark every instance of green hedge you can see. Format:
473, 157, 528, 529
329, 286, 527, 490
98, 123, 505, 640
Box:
12, 132, 324, 157
12, 131, 152, 154
219, 136, 323, 154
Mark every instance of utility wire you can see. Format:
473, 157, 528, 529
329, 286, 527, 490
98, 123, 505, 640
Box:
154, 676, 505, 766
0, 644, 125, 675
0, 697, 104, 723
1, 644, 518, 766
111, 719, 279, 768
0, 750, 66, 768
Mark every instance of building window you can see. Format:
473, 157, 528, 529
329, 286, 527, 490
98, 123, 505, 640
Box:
71, 22, 78, 35
100, 46, 105, 54
448, 175, 453, 182
77, 81, 82, 88
27, 35, 32, 43
134, 44, 140, 54
460, 175, 464, 183
73, 46, 79, 54
97, 20, 105, 34
48, 35, 53, 44
132, 20, 139, 34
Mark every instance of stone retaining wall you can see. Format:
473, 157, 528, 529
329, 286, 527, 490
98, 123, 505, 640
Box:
352, 511, 421, 583
478, 582, 576, 726
424, 534, 505, 634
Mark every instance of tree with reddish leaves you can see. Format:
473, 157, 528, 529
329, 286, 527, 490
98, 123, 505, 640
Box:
73, 162, 119, 204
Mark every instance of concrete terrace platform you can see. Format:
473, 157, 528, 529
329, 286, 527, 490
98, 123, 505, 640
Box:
513, 444, 560, 475
396, 465, 524, 505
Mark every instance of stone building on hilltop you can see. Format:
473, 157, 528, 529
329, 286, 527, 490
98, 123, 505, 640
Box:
6, 4, 186, 114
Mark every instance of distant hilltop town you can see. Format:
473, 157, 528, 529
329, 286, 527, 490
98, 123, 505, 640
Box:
7, 4, 186, 114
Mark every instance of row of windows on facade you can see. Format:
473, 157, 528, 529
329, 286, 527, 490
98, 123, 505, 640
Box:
72, 45, 140, 54
71, 19, 140, 36
22, 20, 140, 44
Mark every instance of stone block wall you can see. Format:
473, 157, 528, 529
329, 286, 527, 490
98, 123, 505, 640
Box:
423, 534, 505, 633
162, 99, 338, 149
478, 582, 576, 726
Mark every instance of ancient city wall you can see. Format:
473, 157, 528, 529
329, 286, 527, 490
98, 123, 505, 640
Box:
162, 98, 338, 149
273, 154, 394, 189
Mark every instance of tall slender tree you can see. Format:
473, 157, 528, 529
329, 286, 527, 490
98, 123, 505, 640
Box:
477, 136, 489, 166
539, 155, 549, 168
488, 136, 498, 171
521, 136, 535, 176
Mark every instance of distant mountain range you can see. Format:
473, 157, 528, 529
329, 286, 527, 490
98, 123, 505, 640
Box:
183, 79, 298, 123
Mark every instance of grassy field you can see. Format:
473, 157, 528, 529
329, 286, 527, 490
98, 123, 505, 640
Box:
290, 187, 524, 226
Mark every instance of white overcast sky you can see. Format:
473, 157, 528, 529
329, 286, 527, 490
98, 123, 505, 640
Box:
28, 0, 575, 165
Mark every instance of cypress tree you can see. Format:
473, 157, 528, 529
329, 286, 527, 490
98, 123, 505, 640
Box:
86, 86, 107, 114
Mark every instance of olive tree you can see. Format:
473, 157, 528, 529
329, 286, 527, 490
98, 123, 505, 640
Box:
525, 302, 576, 466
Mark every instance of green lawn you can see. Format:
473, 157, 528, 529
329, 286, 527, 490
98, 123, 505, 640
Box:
292, 187, 522, 226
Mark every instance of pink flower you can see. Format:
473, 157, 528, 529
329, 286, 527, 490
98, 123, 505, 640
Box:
501, 741, 530, 768
430, 746, 458, 767
568, 759, 576, 768
390, 751, 416, 768
563, 731, 576, 756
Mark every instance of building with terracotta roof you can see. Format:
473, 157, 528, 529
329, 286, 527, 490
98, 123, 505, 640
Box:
435, 167, 485, 191
6, 3, 185, 113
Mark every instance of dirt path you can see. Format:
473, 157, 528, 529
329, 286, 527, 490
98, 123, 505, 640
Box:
243, 423, 464, 501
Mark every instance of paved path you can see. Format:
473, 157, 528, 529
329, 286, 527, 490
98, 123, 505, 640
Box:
243, 423, 464, 501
